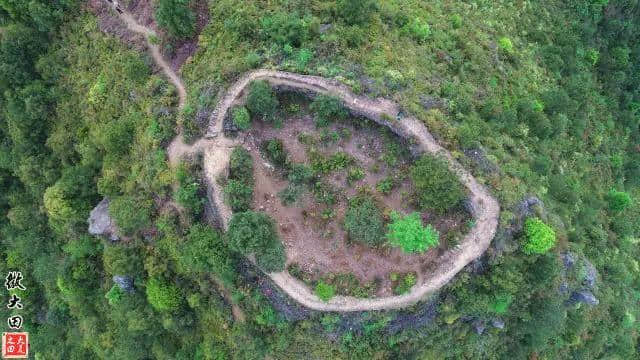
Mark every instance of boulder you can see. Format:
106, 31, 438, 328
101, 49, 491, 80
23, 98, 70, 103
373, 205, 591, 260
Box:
582, 259, 598, 289
113, 275, 135, 293
491, 318, 505, 329
88, 198, 120, 242
568, 290, 599, 306
463, 147, 499, 174
473, 320, 486, 335
561, 251, 576, 270
516, 196, 542, 218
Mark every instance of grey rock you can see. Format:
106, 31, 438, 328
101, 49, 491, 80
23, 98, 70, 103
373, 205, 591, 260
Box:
463, 147, 499, 174
568, 290, 599, 306
558, 281, 570, 295
419, 95, 446, 111
562, 251, 576, 270
319, 23, 333, 33
88, 198, 120, 242
113, 275, 135, 293
516, 196, 542, 218
462, 199, 476, 217
582, 259, 597, 289
491, 318, 505, 329
473, 320, 486, 335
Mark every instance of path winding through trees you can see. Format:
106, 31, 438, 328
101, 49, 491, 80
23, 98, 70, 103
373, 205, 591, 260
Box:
107, 2, 500, 312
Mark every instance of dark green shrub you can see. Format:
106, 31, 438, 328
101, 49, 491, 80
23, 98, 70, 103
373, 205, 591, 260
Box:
256, 240, 286, 272
337, 0, 377, 25
344, 196, 385, 247
410, 155, 465, 213
246, 80, 278, 120
310, 94, 347, 127
181, 224, 234, 282
229, 147, 254, 184
259, 12, 310, 47
287, 163, 314, 184
105, 285, 123, 306
403, 18, 431, 42
386, 211, 439, 253
261, 139, 289, 168
224, 180, 253, 212
523, 218, 556, 254
145, 277, 182, 312
154, 0, 196, 39
231, 106, 251, 130
227, 211, 284, 271
175, 163, 204, 217
315, 281, 336, 302
607, 189, 632, 212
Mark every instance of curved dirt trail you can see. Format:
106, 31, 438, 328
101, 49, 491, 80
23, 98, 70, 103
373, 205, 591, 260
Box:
106, 2, 244, 320
202, 70, 501, 312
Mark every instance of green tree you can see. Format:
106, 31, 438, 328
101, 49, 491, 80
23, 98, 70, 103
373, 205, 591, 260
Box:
154, 0, 196, 39
523, 218, 556, 254
180, 224, 234, 282
229, 147, 254, 184
226, 211, 285, 272
386, 211, 439, 253
410, 155, 465, 213
246, 80, 278, 120
344, 196, 385, 246
309, 95, 347, 127
109, 196, 153, 235
145, 277, 182, 312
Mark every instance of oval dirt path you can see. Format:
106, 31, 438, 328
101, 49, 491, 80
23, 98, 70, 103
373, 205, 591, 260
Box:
203, 70, 501, 312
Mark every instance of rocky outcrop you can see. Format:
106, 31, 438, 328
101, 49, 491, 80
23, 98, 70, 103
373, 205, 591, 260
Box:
88, 198, 120, 242
568, 290, 599, 306
113, 275, 135, 293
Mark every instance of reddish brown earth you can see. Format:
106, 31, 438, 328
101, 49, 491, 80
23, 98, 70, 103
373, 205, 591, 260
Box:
244, 111, 471, 296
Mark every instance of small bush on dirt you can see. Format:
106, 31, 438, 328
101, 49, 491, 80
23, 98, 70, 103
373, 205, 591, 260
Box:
410, 155, 465, 214
523, 218, 556, 254
376, 177, 394, 194
311, 151, 354, 174
347, 167, 365, 184
229, 147, 254, 184
386, 211, 439, 253
246, 80, 278, 120
288, 163, 314, 184
224, 180, 253, 212
392, 272, 417, 295
227, 211, 283, 266
312, 181, 337, 205
154, 0, 196, 39
315, 281, 336, 302
261, 139, 289, 168
310, 94, 347, 127
231, 106, 251, 130
278, 184, 304, 205
344, 196, 385, 246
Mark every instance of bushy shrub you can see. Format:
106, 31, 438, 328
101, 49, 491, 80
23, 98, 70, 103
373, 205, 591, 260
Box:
181, 224, 234, 282
489, 294, 513, 314
145, 277, 182, 312
278, 184, 303, 206
231, 106, 251, 130
403, 18, 431, 42
498, 37, 514, 54
105, 285, 123, 306
410, 155, 465, 213
310, 95, 347, 127
154, 0, 196, 39
287, 163, 314, 184
229, 147, 254, 184
259, 12, 310, 47
256, 240, 286, 272
227, 211, 285, 272
523, 218, 556, 254
337, 0, 377, 25
261, 139, 289, 168
344, 196, 385, 246
386, 211, 439, 253
347, 167, 365, 184
224, 179, 253, 212
175, 163, 204, 218
392, 273, 417, 295
607, 189, 632, 212
109, 196, 153, 235
315, 281, 336, 302
246, 80, 278, 120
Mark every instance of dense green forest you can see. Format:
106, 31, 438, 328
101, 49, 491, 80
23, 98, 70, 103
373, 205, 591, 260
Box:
0, 0, 638, 359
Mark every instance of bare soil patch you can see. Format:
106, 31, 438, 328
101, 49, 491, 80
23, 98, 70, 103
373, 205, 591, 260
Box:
242, 96, 472, 296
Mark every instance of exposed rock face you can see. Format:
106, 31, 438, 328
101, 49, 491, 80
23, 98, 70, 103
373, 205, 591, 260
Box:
463, 147, 499, 174
88, 198, 120, 242
473, 320, 486, 335
582, 259, 598, 288
516, 196, 543, 218
568, 290, 599, 306
113, 275, 135, 293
